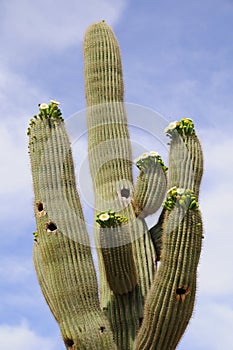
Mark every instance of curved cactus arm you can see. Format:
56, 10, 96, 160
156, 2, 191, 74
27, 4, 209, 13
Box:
28, 102, 117, 350
132, 152, 167, 218
134, 119, 204, 350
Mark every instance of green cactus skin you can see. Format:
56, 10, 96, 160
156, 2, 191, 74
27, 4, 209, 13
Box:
134, 207, 203, 350
84, 21, 161, 349
133, 122, 203, 350
99, 224, 138, 295
28, 106, 117, 349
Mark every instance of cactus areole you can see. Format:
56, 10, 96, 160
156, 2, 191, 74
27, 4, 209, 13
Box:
28, 21, 204, 350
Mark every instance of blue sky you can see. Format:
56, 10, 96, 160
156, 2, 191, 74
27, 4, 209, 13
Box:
0, 0, 233, 349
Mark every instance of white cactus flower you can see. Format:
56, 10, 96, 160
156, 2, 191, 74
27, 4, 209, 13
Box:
99, 213, 110, 221
149, 151, 159, 157
168, 121, 178, 130
134, 156, 141, 163
39, 103, 49, 110
176, 188, 185, 195
141, 152, 149, 159
50, 99, 60, 105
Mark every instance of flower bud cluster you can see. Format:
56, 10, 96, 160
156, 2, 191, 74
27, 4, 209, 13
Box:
27, 100, 63, 136
164, 118, 195, 137
134, 151, 168, 173
163, 186, 199, 211
96, 210, 128, 228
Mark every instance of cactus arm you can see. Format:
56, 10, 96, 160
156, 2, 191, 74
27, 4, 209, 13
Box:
134, 208, 203, 350
134, 119, 203, 350
33, 244, 59, 323
167, 118, 203, 198
83, 21, 158, 349
28, 104, 117, 349
132, 153, 167, 218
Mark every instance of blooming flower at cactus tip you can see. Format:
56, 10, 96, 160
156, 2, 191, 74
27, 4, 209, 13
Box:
50, 99, 60, 105
141, 152, 149, 159
39, 103, 49, 110
168, 121, 178, 129
134, 156, 141, 164
149, 151, 159, 156
176, 188, 185, 195
164, 121, 178, 133
99, 213, 110, 221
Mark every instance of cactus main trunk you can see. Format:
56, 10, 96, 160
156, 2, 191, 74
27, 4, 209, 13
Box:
84, 21, 157, 349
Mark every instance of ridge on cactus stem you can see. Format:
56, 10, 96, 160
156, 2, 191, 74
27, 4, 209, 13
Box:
28, 21, 204, 350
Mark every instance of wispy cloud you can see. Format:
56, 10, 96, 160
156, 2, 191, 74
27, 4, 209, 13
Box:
179, 301, 233, 350
0, 257, 33, 284
0, 321, 60, 350
198, 132, 233, 297
1, 0, 128, 61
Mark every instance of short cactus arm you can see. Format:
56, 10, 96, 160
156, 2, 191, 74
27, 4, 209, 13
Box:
28, 103, 117, 349
132, 153, 167, 218
167, 118, 203, 198
134, 119, 204, 350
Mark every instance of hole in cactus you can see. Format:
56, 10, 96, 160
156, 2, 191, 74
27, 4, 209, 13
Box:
139, 317, 143, 327
36, 201, 44, 212
99, 326, 106, 334
121, 188, 130, 198
46, 221, 57, 232
64, 338, 74, 347
176, 287, 186, 295
176, 285, 190, 302
36, 201, 46, 217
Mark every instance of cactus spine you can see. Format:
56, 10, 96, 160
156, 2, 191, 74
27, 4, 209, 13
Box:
28, 21, 204, 350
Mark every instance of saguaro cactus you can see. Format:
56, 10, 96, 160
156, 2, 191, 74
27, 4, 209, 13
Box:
28, 21, 203, 350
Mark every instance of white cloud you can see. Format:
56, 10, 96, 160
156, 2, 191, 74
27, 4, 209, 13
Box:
197, 132, 233, 297
179, 301, 233, 350
0, 257, 33, 284
0, 322, 60, 350
1, 0, 128, 58
0, 62, 42, 222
